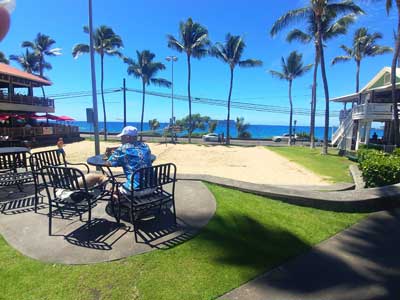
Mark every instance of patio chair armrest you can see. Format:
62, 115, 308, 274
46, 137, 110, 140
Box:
66, 161, 90, 174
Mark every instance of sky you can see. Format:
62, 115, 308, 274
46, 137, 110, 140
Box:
0, 0, 397, 126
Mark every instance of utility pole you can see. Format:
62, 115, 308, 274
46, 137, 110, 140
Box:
123, 78, 127, 127
166, 56, 177, 142
166, 56, 177, 124
88, 0, 100, 155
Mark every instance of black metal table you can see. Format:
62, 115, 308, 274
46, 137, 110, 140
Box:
0, 147, 30, 154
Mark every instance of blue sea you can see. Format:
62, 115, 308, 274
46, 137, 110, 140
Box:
73, 121, 349, 140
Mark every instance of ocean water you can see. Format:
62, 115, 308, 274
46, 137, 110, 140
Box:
74, 121, 347, 140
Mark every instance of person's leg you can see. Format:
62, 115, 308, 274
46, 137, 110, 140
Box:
78, 174, 108, 189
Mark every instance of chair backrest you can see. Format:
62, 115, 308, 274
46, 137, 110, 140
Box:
42, 165, 87, 192
0, 151, 29, 171
132, 163, 177, 191
30, 150, 66, 172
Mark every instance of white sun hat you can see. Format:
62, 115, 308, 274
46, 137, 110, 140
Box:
117, 126, 138, 137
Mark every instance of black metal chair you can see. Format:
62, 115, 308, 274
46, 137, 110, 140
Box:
0, 151, 34, 193
41, 165, 105, 235
29, 150, 90, 213
116, 163, 177, 242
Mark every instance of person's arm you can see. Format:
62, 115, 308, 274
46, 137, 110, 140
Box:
107, 147, 124, 167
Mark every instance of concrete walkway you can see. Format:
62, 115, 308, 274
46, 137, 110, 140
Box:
220, 209, 400, 300
0, 181, 216, 264
178, 174, 400, 212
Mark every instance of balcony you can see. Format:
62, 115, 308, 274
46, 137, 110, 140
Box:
0, 125, 79, 140
352, 103, 393, 121
0, 92, 55, 113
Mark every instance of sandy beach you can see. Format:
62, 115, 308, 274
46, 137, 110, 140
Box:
35, 140, 328, 186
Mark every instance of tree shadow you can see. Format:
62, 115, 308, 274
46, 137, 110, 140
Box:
221, 209, 400, 300
197, 213, 311, 270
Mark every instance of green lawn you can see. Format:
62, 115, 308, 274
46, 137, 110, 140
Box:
0, 184, 366, 300
267, 146, 354, 183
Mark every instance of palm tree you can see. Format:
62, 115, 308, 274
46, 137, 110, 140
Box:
125, 50, 171, 140
149, 118, 160, 131
386, 0, 400, 145
22, 33, 61, 96
236, 117, 252, 139
210, 34, 262, 144
208, 120, 218, 133
72, 25, 123, 141
284, 12, 356, 149
271, 0, 363, 154
9, 49, 40, 73
332, 28, 392, 93
167, 17, 210, 143
0, 51, 9, 64
270, 51, 312, 146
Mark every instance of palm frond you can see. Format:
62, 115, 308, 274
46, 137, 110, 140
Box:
269, 70, 287, 80
0, 51, 9, 64
325, 13, 356, 39
331, 55, 352, 65
326, 1, 365, 16
239, 59, 263, 68
166, 35, 185, 52
366, 46, 393, 56
150, 78, 172, 88
168, 17, 209, 59
21, 41, 35, 49
72, 44, 90, 58
210, 43, 229, 63
270, 7, 310, 36
340, 44, 353, 56
286, 29, 312, 43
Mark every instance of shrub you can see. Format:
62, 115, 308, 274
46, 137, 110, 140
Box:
357, 148, 385, 163
392, 148, 400, 157
357, 148, 400, 187
358, 143, 384, 151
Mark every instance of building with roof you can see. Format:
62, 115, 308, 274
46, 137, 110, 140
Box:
331, 67, 399, 152
0, 63, 79, 145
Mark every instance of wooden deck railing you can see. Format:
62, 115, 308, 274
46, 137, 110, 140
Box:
0, 126, 79, 139
0, 93, 54, 108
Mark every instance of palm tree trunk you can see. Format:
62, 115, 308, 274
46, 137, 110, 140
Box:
289, 79, 293, 146
391, 5, 400, 146
100, 54, 107, 141
187, 53, 192, 143
141, 81, 146, 142
310, 45, 319, 149
356, 59, 361, 93
226, 67, 234, 145
318, 24, 330, 155
39, 55, 46, 98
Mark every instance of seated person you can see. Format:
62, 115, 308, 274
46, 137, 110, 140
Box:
105, 126, 153, 197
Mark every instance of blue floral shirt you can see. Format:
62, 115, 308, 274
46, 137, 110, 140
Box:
107, 142, 152, 190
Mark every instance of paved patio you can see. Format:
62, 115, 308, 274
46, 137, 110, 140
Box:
0, 181, 216, 264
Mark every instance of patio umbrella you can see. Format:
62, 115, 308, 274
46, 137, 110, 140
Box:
57, 115, 75, 121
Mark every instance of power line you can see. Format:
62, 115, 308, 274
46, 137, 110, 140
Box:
49, 87, 340, 117
126, 88, 340, 117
